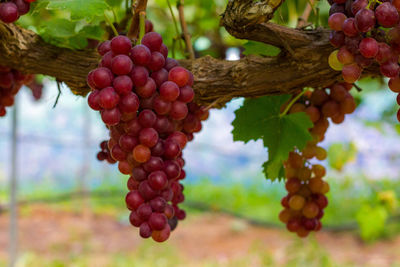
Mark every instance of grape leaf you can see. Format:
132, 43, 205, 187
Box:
46, 0, 109, 21
232, 95, 313, 181
243, 41, 281, 57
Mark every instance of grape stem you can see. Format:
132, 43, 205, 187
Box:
104, 11, 119, 37
167, 0, 184, 51
177, 0, 195, 60
138, 11, 146, 43
353, 83, 362, 92
280, 90, 308, 117
53, 81, 62, 108
127, 0, 148, 41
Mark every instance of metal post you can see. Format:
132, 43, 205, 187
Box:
8, 98, 18, 267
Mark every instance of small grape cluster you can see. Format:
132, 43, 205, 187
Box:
0, 65, 37, 117
87, 31, 208, 242
0, 0, 35, 23
327, 0, 400, 121
279, 82, 356, 237
96, 140, 117, 164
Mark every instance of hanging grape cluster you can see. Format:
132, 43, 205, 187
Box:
0, 65, 42, 117
87, 29, 208, 242
0, 0, 36, 23
327, 0, 400, 120
279, 82, 356, 237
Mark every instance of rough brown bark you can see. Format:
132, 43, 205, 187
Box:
0, 3, 377, 108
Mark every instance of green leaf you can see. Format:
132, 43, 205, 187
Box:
39, 18, 77, 38
356, 204, 388, 242
243, 41, 281, 57
46, 0, 109, 21
232, 95, 313, 181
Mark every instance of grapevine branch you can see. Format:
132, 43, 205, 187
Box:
127, 0, 148, 40
0, 1, 380, 107
177, 0, 195, 60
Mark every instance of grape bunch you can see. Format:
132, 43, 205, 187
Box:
279, 82, 356, 237
87, 31, 208, 242
0, 0, 36, 23
327, 0, 400, 121
0, 65, 37, 117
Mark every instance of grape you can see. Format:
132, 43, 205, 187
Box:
130, 66, 149, 87
375, 2, 399, 28
118, 161, 133, 175
322, 100, 340, 117
154, 96, 172, 115
329, 31, 345, 47
138, 180, 158, 200
138, 109, 157, 127
0, 2, 19, 23
97, 40, 111, 56
285, 178, 301, 193
12, 0, 30, 15
380, 60, 400, 78
279, 209, 292, 223
149, 213, 168, 231
328, 13, 347, 31
170, 101, 188, 120
164, 140, 181, 159
111, 35, 132, 55
287, 218, 301, 232
330, 84, 347, 101
133, 144, 151, 163
139, 222, 152, 238
119, 92, 140, 114
152, 224, 171, 242
126, 191, 145, 211
148, 52, 166, 71
92, 68, 113, 89
289, 195, 306, 210
113, 75, 133, 95
139, 128, 159, 147
389, 77, 400, 93
101, 108, 121, 126
168, 131, 188, 149
150, 197, 167, 212
88, 90, 101, 111
315, 147, 327, 160
328, 50, 343, 71
111, 55, 133, 75
143, 156, 164, 172
311, 90, 329, 106
337, 46, 354, 64
351, 0, 367, 15
132, 167, 147, 182
99, 87, 120, 109
178, 86, 195, 103
303, 218, 317, 231
376, 43, 394, 64
160, 81, 180, 101
315, 194, 328, 209
111, 144, 127, 161
302, 202, 320, 218
342, 63, 361, 83
137, 204, 152, 221
148, 171, 168, 190
151, 69, 169, 87
136, 77, 156, 98
169, 67, 190, 87
129, 211, 143, 227
142, 32, 163, 51
359, 37, 378, 58
130, 44, 151, 66
355, 9, 375, 33
164, 160, 181, 179
329, 4, 345, 16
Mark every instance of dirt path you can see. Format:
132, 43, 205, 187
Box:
0, 205, 399, 266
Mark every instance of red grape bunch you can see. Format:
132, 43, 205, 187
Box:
0, 65, 37, 117
87, 30, 208, 242
0, 0, 36, 23
279, 82, 356, 237
327, 0, 400, 121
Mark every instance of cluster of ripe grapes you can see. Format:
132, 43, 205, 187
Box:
87, 31, 208, 242
97, 140, 117, 164
327, 0, 400, 120
279, 82, 356, 237
0, 65, 41, 116
0, 0, 35, 23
